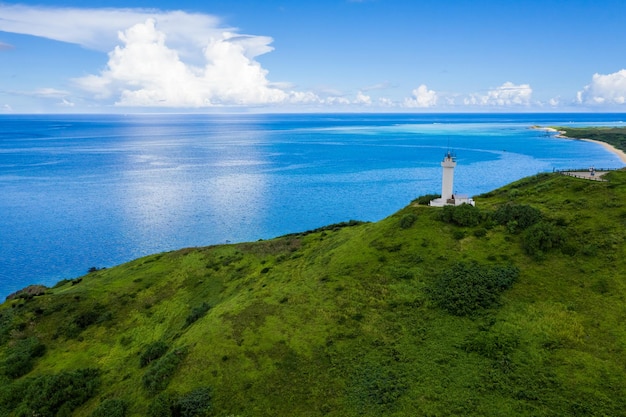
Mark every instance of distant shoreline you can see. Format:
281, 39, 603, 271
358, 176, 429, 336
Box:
532, 126, 626, 164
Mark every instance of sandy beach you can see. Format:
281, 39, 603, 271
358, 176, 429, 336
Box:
532, 126, 626, 164
580, 138, 626, 164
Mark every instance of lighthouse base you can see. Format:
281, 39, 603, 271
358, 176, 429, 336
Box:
429, 195, 475, 207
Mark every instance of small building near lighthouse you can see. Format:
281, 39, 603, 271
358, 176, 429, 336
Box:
429, 151, 475, 207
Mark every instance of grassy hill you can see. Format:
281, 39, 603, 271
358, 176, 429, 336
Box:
2, 170, 626, 416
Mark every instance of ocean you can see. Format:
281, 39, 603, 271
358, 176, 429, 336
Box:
1, 113, 624, 299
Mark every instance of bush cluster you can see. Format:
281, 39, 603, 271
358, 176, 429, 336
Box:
148, 387, 212, 417
399, 213, 418, 229
440, 204, 482, 227
140, 341, 169, 368
521, 221, 565, 259
428, 261, 519, 316
1, 368, 100, 416
0, 311, 15, 346
142, 347, 188, 394
350, 362, 408, 413
2, 337, 46, 379
55, 303, 113, 339
90, 398, 127, 417
184, 303, 211, 327
493, 203, 542, 233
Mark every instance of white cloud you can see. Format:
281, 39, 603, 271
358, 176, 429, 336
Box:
12, 87, 75, 107
377, 97, 395, 107
404, 84, 438, 108
355, 91, 372, 105
0, 5, 223, 54
466, 82, 532, 106
577, 69, 626, 105
0, 41, 13, 50
59, 98, 75, 107
2, 104, 13, 112
74, 19, 292, 107
31, 88, 71, 99
361, 81, 392, 92
0, 5, 311, 108
324, 96, 351, 105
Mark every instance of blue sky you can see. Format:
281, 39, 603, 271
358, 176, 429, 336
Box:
1, 0, 625, 113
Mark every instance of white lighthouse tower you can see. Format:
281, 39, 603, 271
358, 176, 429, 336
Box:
440, 151, 456, 202
429, 151, 474, 207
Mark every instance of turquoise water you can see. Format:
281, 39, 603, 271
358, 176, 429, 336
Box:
1, 113, 624, 298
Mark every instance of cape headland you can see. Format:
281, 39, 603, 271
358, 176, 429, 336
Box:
2, 165, 626, 416
533, 125, 626, 163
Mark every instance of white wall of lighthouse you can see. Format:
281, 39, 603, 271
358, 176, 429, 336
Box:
440, 151, 456, 201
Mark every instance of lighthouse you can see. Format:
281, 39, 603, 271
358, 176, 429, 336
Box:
429, 151, 475, 207
440, 151, 456, 202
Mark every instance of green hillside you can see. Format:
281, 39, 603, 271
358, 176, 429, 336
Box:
2, 170, 626, 417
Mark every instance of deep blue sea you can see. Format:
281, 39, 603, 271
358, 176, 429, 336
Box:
1, 113, 624, 299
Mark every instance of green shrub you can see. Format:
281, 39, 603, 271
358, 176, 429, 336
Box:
146, 388, 212, 417
90, 398, 127, 417
473, 228, 487, 238
0, 311, 13, 346
140, 341, 169, 368
351, 363, 408, 411
0, 376, 29, 415
452, 230, 466, 240
521, 221, 565, 259
2, 337, 46, 379
176, 387, 213, 417
493, 203, 542, 232
142, 347, 188, 394
55, 304, 113, 339
19, 368, 100, 416
399, 213, 417, 229
148, 393, 175, 417
428, 261, 519, 316
440, 204, 482, 227
184, 303, 211, 327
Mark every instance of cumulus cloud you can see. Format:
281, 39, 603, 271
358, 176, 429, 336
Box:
465, 82, 532, 106
0, 5, 311, 107
577, 69, 626, 105
75, 19, 293, 106
378, 97, 394, 107
404, 84, 438, 108
354, 91, 372, 105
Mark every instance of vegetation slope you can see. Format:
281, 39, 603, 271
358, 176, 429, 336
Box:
2, 169, 626, 417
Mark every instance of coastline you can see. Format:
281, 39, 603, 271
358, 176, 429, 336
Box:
533, 126, 626, 164
580, 138, 626, 164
